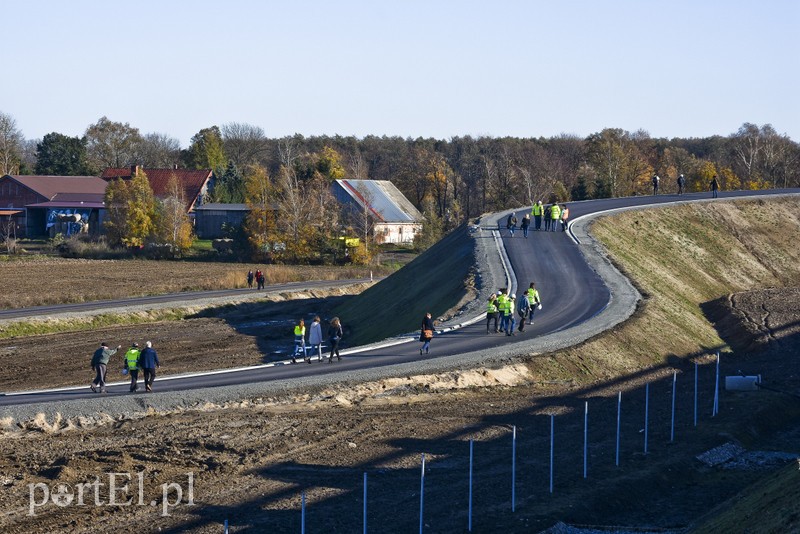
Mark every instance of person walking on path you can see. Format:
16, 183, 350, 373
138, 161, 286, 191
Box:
123, 342, 141, 392
486, 293, 500, 334
550, 203, 561, 232
307, 316, 324, 363
247, 270, 254, 289
327, 317, 344, 362
560, 204, 570, 232
139, 341, 160, 392
504, 294, 517, 335
90, 342, 121, 394
652, 174, 660, 195
293, 318, 306, 364
525, 282, 542, 325
497, 290, 509, 333
532, 201, 543, 231
544, 204, 552, 231
516, 292, 531, 332
677, 174, 686, 195
521, 213, 531, 238
506, 213, 518, 237
419, 312, 435, 354
256, 270, 266, 290
710, 176, 720, 198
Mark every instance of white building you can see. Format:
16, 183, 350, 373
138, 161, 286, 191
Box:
331, 179, 424, 244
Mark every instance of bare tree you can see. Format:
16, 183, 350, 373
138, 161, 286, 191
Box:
0, 111, 23, 175
138, 133, 181, 167
347, 148, 369, 180
222, 122, 268, 167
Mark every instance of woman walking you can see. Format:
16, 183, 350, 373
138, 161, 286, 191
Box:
327, 317, 343, 363
308, 316, 324, 363
293, 318, 306, 364
419, 312, 434, 355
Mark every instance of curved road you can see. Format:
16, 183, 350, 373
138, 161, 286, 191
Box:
2, 188, 798, 407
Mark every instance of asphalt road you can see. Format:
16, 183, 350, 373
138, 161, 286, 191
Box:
3, 188, 798, 406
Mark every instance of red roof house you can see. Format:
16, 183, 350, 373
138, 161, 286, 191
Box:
101, 166, 213, 213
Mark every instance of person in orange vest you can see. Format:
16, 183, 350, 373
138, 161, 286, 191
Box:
560, 204, 570, 232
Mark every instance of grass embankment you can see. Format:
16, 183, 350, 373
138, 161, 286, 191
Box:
539, 196, 800, 386
332, 223, 476, 346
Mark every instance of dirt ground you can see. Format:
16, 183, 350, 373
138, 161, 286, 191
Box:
1, 286, 799, 533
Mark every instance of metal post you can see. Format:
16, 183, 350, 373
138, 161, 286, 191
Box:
419, 453, 425, 534
301, 491, 306, 534
549, 414, 554, 494
644, 383, 649, 455
713, 352, 720, 416
468, 440, 473, 532
511, 426, 516, 512
583, 401, 588, 479
671, 371, 677, 442
615, 391, 622, 466
363, 472, 368, 534
224, 519, 229, 534
694, 362, 698, 427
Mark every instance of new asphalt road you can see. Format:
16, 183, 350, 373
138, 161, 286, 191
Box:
3, 188, 798, 407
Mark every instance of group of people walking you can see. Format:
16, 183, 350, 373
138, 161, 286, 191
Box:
654, 173, 721, 197
506, 202, 570, 236
247, 269, 266, 290
90, 340, 160, 394
486, 282, 542, 336
293, 316, 344, 364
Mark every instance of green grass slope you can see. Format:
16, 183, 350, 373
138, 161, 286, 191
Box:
332, 224, 476, 346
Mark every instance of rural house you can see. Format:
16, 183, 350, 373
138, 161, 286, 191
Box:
0, 174, 108, 238
101, 166, 213, 213
331, 179, 424, 244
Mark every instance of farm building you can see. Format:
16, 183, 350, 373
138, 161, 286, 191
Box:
101, 166, 213, 213
0, 174, 108, 237
331, 179, 424, 244
194, 203, 249, 239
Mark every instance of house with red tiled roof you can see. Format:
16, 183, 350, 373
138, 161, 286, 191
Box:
100, 166, 213, 213
0, 174, 108, 237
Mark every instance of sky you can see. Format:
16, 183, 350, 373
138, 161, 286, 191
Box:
4, 0, 799, 147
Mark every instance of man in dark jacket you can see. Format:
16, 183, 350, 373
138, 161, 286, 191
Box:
139, 341, 160, 392
91, 342, 121, 393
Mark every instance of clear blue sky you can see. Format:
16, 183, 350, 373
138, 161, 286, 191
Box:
4, 0, 798, 146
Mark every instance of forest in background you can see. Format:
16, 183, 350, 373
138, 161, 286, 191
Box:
2, 112, 798, 242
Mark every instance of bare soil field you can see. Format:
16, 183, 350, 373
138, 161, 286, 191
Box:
1, 197, 800, 533
0, 258, 389, 309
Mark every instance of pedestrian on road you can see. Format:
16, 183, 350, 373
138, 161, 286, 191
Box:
256, 269, 266, 290
486, 293, 500, 334
532, 200, 543, 231
677, 174, 686, 195
516, 292, 531, 332
90, 342, 121, 394
525, 282, 542, 325
550, 203, 562, 232
710, 175, 720, 198
506, 213, 518, 237
497, 290, 509, 333
247, 270, 254, 289
560, 204, 570, 232
123, 342, 141, 392
504, 294, 517, 335
293, 318, 306, 364
308, 316, 324, 363
139, 341, 160, 392
327, 317, 343, 362
544, 204, 552, 231
420, 312, 435, 354
652, 174, 660, 195
521, 213, 531, 238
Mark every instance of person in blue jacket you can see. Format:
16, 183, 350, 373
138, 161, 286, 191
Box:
139, 341, 160, 392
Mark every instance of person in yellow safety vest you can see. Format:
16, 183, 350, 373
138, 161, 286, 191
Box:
496, 290, 508, 333
560, 204, 570, 232
486, 293, 500, 334
123, 342, 141, 392
550, 203, 561, 232
532, 200, 543, 231
525, 282, 542, 326
504, 294, 517, 336
293, 318, 306, 364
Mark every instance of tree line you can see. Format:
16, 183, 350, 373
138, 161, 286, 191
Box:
1, 111, 798, 257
